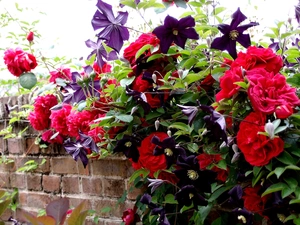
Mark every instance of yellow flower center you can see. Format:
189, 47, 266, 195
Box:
173, 29, 179, 35
125, 141, 132, 147
187, 170, 199, 180
229, 30, 239, 40
164, 148, 173, 156
237, 215, 246, 224
189, 193, 194, 199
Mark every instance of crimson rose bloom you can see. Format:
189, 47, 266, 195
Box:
132, 75, 152, 92
243, 185, 269, 216
232, 46, 283, 74
26, 31, 34, 42
236, 111, 284, 166
28, 94, 58, 131
50, 104, 72, 136
122, 208, 140, 225
4, 48, 38, 77
246, 68, 300, 118
216, 66, 243, 102
41, 129, 64, 144
123, 33, 160, 65
131, 132, 168, 176
49, 66, 72, 83
197, 153, 222, 169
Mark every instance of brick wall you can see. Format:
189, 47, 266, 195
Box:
0, 96, 139, 224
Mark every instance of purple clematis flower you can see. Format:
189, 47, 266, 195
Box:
210, 8, 259, 59
63, 132, 99, 168
140, 194, 170, 225
175, 185, 208, 208
153, 15, 199, 53
296, 1, 300, 24
113, 135, 141, 162
85, 38, 118, 67
92, 0, 129, 52
177, 104, 199, 125
151, 135, 186, 168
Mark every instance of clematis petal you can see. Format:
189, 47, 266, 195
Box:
92, 10, 112, 30
178, 15, 195, 28
236, 33, 251, 49
217, 24, 231, 34
226, 40, 238, 59
95, 0, 115, 23
115, 11, 129, 25
236, 22, 259, 33
164, 15, 179, 29
230, 7, 247, 29
211, 35, 230, 51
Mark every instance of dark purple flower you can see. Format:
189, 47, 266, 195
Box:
63, 132, 99, 168
210, 8, 259, 59
153, 15, 199, 53
140, 194, 170, 225
148, 178, 165, 194
228, 185, 243, 204
113, 135, 140, 162
62, 72, 101, 104
85, 38, 118, 67
296, 1, 300, 24
199, 104, 227, 144
232, 208, 253, 225
175, 185, 208, 207
173, 155, 216, 192
177, 104, 199, 125
125, 86, 151, 114
92, 0, 129, 52
151, 135, 186, 168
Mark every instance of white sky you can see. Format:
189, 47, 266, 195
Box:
0, 0, 298, 84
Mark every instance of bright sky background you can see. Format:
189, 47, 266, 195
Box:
0, 0, 298, 83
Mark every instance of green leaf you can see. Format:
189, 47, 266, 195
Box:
147, 53, 163, 62
115, 114, 133, 123
135, 44, 152, 60
183, 57, 197, 69
163, 194, 178, 204
67, 200, 87, 225
276, 151, 296, 165
196, 204, 212, 224
129, 168, 150, 184
19, 72, 37, 90
209, 186, 232, 202
290, 199, 300, 204
120, 77, 135, 87
253, 166, 262, 177
284, 177, 298, 190
100, 206, 111, 213
281, 186, 294, 199
287, 73, 300, 87
168, 122, 192, 133
261, 182, 287, 197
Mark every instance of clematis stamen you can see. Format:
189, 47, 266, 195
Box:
125, 141, 132, 147
229, 30, 239, 40
187, 170, 199, 180
189, 193, 194, 199
164, 148, 173, 156
173, 29, 179, 35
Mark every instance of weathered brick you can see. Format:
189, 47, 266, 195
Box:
105, 220, 124, 225
27, 174, 42, 191
10, 173, 26, 190
78, 160, 90, 176
51, 157, 78, 174
126, 179, 145, 201
62, 176, 80, 194
91, 158, 133, 178
82, 177, 102, 196
0, 207, 13, 221
0, 138, 8, 154
7, 138, 25, 154
93, 198, 125, 218
25, 138, 39, 155
68, 197, 92, 211
18, 191, 28, 207
102, 178, 125, 198
16, 157, 50, 174
0, 172, 10, 188
0, 158, 15, 172
42, 175, 61, 193
26, 192, 52, 209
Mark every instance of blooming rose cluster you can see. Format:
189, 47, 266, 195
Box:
216, 46, 300, 166
3, 48, 38, 77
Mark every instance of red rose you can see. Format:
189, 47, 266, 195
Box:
93, 62, 112, 79
49, 66, 72, 83
50, 104, 72, 136
197, 153, 222, 169
198, 74, 215, 92
41, 129, 64, 144
232, 46, 283, 74
216, 67, 243, 101
28, 94, 58, 131
131, 132, 168, 176
122, 208, 140, 225
211, 166, 228, 182
26, 31, 34, 42
123, 33, 160, 65
67, 110, 98, 138
247, 68, 300, 117
4, 48, 38, 77
243, 185, 269, 215
132, 75, 152, 92
236, 111, 284, 166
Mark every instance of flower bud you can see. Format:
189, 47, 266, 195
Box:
177, 69, 183, 79
26, 31, 34, 42
130, 106, 138, 115
152, 74, 157, 83
155, 119, 160, 131
167, 130, 172, 137
264, 119, 275, 140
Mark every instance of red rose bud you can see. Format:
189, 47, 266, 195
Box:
26, 31, 34, 42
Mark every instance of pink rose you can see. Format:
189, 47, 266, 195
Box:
50, 104, 72, 136
247, 68, 300, 117
49, 66, 72, 83
41, 130, 64, 144
4, 48, 38, 77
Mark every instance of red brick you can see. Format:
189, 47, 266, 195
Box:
25, 138, 39, 155
68, 197, 92, 211
78, 160, 90, 175
0, 158, 15, 172
15, 157, 50, 174
0, 138, 8, 154
91, 158, 133, 178
51, 157, 78, 174
93, 198, 125, 218
10, 173, 26, 190
105, 220, 124, 225
0, 172, 10, 188
42, 175, 61, 193
18, 191, 28, 207
7, 138, 25, 154
27, 174, 42, 191
62, 176, 80, 194
102, 178, 125, 198
82, 177, 102, 196
26, 192, 52, 209
0, 207, 13, 220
